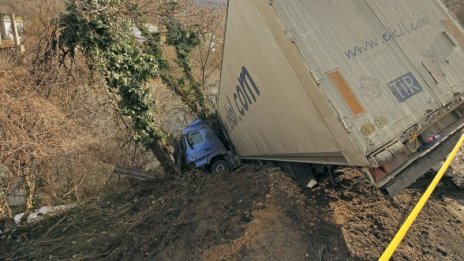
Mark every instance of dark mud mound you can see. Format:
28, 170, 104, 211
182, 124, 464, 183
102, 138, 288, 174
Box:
202, 169, 353, 261
2, 165, 463, 260
1, 167, 352, 260
315, 168, 464, 260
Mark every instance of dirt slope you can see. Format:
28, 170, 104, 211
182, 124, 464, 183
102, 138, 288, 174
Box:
0, 167, 353, 260
318, 168, 464, 260
1, 163, 464, 260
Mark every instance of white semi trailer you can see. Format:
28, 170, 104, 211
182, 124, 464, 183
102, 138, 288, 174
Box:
216, 0, 464, 195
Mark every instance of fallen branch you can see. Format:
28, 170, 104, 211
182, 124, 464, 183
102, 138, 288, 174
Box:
112, 166, 156, 181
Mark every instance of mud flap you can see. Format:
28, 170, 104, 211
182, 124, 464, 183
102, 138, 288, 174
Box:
225, 152, 241, 169
384, 130, 462, 197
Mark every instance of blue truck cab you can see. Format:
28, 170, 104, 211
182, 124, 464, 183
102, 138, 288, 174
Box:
182, 119, 238, 173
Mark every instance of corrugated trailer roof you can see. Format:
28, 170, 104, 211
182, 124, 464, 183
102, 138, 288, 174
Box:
269, 0, 464, 154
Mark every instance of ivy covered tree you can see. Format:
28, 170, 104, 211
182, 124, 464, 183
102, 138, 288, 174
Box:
52, 0, 218, 175
165, 22, 207, 118
57, 0, 179, 174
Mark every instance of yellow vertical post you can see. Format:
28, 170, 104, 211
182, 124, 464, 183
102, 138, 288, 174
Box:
10, 13, 24, 53
10, 14, 20, 46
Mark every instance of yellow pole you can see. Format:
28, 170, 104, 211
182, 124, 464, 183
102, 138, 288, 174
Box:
379, 133, 464, 261
10, 14, 21, 47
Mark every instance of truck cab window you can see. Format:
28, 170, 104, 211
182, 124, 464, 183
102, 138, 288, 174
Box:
187, 132, 204, 147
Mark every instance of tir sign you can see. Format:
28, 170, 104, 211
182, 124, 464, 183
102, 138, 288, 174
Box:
388, 72, 423, 102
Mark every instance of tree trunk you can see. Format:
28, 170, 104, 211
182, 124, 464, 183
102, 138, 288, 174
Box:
19, 166, 36, 224
0, 165, 12, 222
0, 193, 12, 220
150, 140, 180, 176
0, 193, 13, 231
24, 170, 36, 211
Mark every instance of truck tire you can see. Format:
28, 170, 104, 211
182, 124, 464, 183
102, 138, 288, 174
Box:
210, 159, 229, 173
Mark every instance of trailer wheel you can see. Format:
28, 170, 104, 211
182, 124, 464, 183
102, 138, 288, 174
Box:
210, 159, 229, 173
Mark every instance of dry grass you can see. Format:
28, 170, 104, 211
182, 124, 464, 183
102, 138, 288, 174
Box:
0, 0, 160, 222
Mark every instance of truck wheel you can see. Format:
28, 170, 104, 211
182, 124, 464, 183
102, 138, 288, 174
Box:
211, 159, 230, 173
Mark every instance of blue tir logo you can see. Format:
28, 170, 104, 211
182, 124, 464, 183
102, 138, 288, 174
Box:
388, 72, 423, 102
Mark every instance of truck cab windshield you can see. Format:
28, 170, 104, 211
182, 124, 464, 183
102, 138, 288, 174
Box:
186, 131, 204, 148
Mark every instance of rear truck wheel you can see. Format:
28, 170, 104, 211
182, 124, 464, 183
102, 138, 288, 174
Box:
210, 159, 230, 173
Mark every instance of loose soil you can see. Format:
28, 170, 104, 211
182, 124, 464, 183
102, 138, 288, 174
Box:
317, 168, 464, 260
1, 159, 464, 260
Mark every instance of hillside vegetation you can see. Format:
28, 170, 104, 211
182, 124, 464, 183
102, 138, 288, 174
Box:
0, 0, 225, 224
1, 1, 464, 260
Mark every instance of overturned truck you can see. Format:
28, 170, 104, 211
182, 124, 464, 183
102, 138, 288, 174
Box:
213, 0, 464, 195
